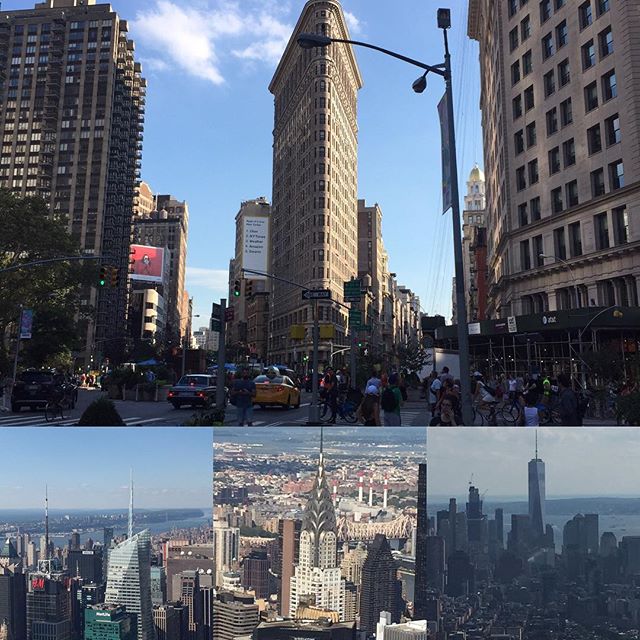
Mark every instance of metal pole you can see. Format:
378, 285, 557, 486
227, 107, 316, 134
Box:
11, 308, 23, 385
443, 28, 473, 425
216, 298, 227, 410
309, 299, 320, 424
350, 320, 358, 390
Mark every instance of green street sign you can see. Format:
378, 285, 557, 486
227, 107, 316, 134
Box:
349, 309, 362, 328
344, 278, 362, 301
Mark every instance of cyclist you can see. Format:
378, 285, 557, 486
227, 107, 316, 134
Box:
322, 367, 338, 424
473, 372, 498, 425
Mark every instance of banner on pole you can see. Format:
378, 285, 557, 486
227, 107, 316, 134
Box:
438, 92, 453, 214
20, 309, 33, 339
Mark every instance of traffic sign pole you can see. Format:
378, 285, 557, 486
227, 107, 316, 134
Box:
216, 298, 227, 411
308, 299, 321, 425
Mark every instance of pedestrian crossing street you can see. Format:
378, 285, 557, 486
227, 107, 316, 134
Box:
0, 411, 163, 427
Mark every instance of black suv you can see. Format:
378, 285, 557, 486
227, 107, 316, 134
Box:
11, 370, 78, 413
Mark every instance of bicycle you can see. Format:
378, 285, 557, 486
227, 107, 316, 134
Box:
44, 389, 73, 422
472, 402, 498, 426
495, 396, 522, 425
320, 396, 358, 424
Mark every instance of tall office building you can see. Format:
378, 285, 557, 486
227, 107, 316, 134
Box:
359, 535, 403, 635
413, 463, 428, 620
0, 0, 146, 364
152, 604, 181, 640
468, 0, 640, 319
84, 604, 136, 640
289, 442, 346, 620
177, 570, 203, 640
26, 566, 72, 640
242, 550, 270, 600
213, 523, 239, 588
425, 537, 446, 593
0, 540, 26, 640
277, 519, 301, 616
104, 531, 153, 640
149, 566, 166, 606
227, 197, 271, 355
212, 591, 259, 640
67, 548, 102, 584
528, 441, 546, 540
268, 0, 363, 364
132, 192, 190, 340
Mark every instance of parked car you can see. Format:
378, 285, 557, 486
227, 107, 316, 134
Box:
11, 370, 78, 413
254, 374, 301, 409
167, 374, 227, 410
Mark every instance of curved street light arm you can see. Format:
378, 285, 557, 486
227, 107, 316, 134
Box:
578, 304, 622, 341
329, 37, 447, 76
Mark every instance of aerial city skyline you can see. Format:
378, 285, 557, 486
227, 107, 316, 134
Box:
212, 426, 640, 638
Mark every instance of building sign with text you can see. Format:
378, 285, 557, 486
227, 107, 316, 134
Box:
242, 216, 269, 278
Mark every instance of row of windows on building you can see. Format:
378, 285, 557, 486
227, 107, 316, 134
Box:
516, 158, 623, 217
519, 204, 628, 272
508, 0, 609, 24
513, 66, 616, 124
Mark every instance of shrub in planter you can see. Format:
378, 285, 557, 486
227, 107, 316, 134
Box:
616, 392, 640, 426
77, 397, 125, 426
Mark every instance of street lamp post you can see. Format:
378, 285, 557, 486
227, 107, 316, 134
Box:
297, 8, 474, 424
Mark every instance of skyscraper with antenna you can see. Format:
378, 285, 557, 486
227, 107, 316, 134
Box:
105, 471, 153, 640
289, 427, 346, 620
128, 469, 134, 540
528, 432, 546, 540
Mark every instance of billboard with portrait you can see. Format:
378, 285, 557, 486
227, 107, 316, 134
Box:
129, 244, 165, 283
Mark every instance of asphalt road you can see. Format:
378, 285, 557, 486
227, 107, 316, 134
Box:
0, 388, 616, 427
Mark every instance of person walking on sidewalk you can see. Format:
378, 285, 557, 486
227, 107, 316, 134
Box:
357, 385, 381, 426
558, 373, 581, 426
231, 368, 256, 426
381, 373, 403, 426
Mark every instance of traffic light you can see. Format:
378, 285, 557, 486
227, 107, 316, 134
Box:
110, 266, 119, 287
98, 265, 108, 287
233, 280, 241, 297
244, 279, 253, 298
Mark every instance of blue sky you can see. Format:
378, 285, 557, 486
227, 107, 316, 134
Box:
0, 428, 212, 508
428, 428, 640, 498
4, 0, 483, 324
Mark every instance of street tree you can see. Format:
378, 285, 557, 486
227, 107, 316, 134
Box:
395, 338, 432, 379
0, 189, 95, 369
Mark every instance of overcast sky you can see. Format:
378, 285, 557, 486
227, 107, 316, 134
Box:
427, 428, 640, 499
0, 428, 212, 509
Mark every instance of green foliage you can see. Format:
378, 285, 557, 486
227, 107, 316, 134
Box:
0, 190, 96, 368
184, 407, 226, 426
77, 397, 125, 426
395, 339, 432, 376
617, 392, 640, 426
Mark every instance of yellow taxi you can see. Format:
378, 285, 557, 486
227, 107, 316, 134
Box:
253, 371, 301, 409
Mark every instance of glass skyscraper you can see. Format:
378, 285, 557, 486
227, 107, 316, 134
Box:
104, 531, 153, 640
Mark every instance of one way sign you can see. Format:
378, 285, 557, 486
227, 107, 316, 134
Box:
302, 289, 332, 300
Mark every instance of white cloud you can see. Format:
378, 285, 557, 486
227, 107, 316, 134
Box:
187, 267, 229, 292
140, 57, 170, 72
130, 0, 292, 84
343, 10, 362, 35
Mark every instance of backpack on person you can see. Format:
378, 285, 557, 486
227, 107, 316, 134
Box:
381, 387, 398, 412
